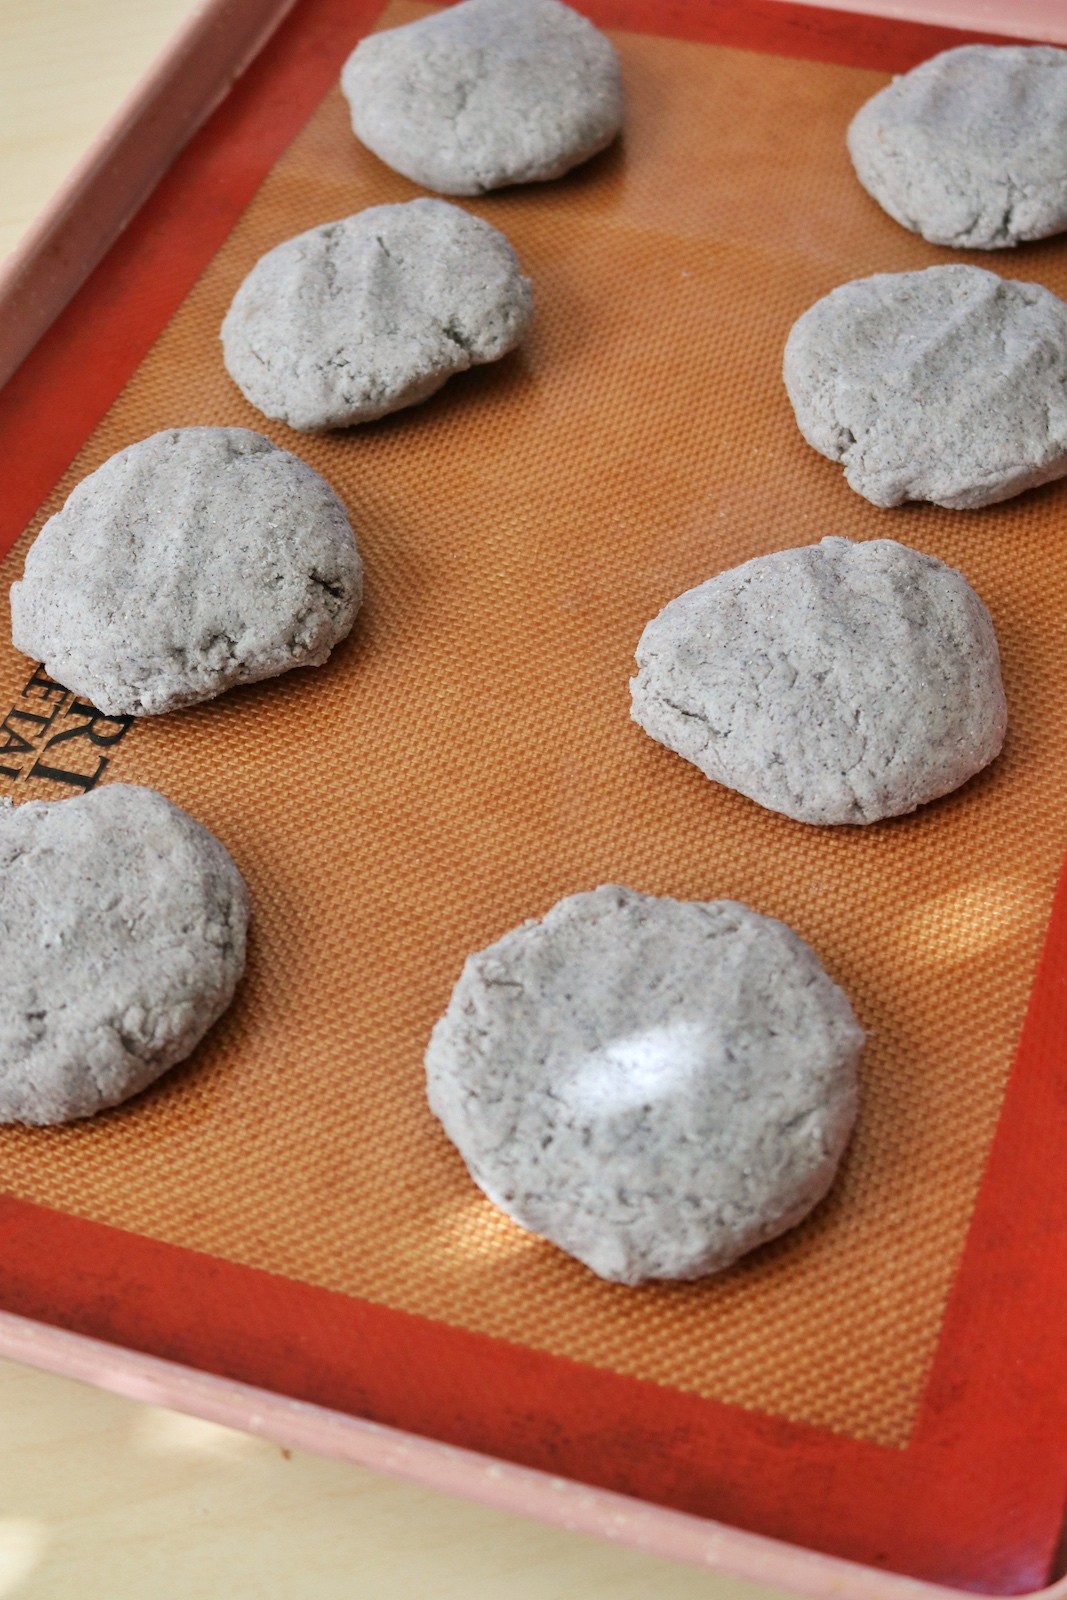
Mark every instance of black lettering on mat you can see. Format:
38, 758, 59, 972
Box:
0, 667, 134, 792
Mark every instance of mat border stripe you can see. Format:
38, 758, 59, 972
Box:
0, 1304, 1001, 1600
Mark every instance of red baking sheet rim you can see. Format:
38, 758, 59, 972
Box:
1, 0, 1064, 1592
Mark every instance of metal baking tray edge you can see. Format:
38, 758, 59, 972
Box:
0, 1306, 1042, 1600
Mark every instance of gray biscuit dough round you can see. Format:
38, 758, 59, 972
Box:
426, 885, 863, 1285
10, 426, 362, 717
340, 0, 623, 196
0, 784, 249, 1126
783, 265, 1067, 509
848, 45, 1067, 250
221, 199, 534, 432
630, 537, 1007, 827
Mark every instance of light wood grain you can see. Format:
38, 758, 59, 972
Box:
0, 1357, 790, 1599
0, 0, 203, 261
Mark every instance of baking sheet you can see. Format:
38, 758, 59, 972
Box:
2, 0, 1067, 1586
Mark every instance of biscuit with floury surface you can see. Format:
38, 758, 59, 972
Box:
0, 784, 248, 1125
630, 537, 1007, 827
10, 427, 362, 717
340, 0, 623, 196
221, 199, 534, 433
426, 885, 863, 1285
848, 45, 1067, 250
783, 266, 1067, 510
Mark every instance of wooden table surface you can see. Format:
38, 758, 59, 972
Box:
0, 3, 788, 1595
0, 1356, 791, 1600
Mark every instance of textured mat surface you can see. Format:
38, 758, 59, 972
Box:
2, 2, 1066, 1452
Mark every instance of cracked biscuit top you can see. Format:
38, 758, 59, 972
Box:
848, 44, 1067, 251
783, 266, 1067, 510
221, 199, 534, 433
340, 0, 623, 196
630, 537, 1007, 827
0, 784, 248, 1125
9, 427, 362, 717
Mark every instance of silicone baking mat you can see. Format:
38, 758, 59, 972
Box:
2, 0, 1067, 1590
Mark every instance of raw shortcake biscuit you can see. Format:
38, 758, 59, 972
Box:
0, 784, 249, 1125
783, 266, 1067, 509
426, 885, 862, 1285
848, 45, 1067, 250
340, 0, 623, 195
10, 426, 362, 717
630, 537, 1007, 826
222, 200, 533, 433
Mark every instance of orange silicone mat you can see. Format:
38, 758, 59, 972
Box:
2, 0, 1067, 1588
1, 0, 1064, 1450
